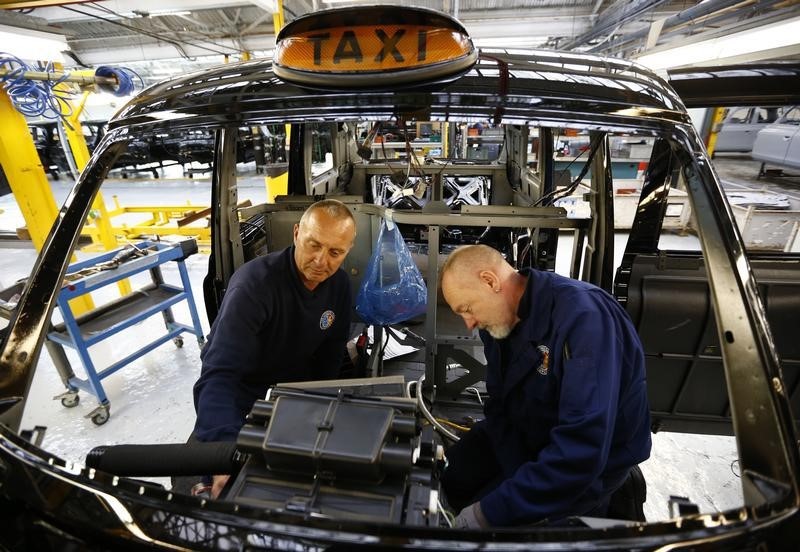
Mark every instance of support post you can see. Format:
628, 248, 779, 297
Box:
0, 88, 93, 313
704, 107, 727, 158
59, 85, 129, 295
265, 0, 289, 201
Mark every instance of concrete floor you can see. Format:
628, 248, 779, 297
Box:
713, 152, 800, 204
2, 154, 795, 522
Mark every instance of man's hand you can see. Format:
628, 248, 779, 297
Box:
211, 474, 230, 499
454, 501, 489, 529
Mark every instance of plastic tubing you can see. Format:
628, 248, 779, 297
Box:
94, 66, 141, 97
412, 376, 460, 442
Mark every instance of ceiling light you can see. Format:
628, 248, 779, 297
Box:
150, 10, 192, 17
635, 16, 800, 71
0, 25, 68, 63
122, 9, 192, 18
473, 36, 549, 48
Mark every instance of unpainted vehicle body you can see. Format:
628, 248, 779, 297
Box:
752, 105, 800, 171
28, 119, 263, 179
28, 121, 70, 179
714, 106, 785, 153
1, 6, 800, 550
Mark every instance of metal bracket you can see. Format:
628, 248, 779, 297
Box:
667, 495, 699, 517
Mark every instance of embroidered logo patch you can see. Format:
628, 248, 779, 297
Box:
536, 345, 550, 376
320, 310, 335, 330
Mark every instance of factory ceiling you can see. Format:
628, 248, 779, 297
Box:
0, 0, 798, 80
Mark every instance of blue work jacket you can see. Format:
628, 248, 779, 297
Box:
478, 268, 651, 526
193, 247, 351, 442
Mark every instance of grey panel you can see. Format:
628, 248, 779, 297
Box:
621, 253, 800, 435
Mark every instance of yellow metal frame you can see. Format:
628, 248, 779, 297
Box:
56, 77, 131, 295
54, 73, 215, 252
0, 88, 94, 312
0, 0, 90, 9
272, 1, 284, 35
265, 0, 289, 202
3, 64, 219, 314
80, 197, 212, 252
62, 89, 119, 251
0, 90, 60, 250
705, 107, 727, 158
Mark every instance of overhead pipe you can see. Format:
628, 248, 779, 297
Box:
587, 0, 754, 54
561, 0, 670, 50
640, 0, 789, 50
0, 0, 94, 8
0, 68, 117, 86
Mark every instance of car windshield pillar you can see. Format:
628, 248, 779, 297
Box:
0, 133, 129, 431
582, 130, 614, 290
212, 127, 244, 285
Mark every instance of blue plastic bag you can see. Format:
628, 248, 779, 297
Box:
355, 219, 427, 326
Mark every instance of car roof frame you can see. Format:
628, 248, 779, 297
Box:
1, 48, 799, 546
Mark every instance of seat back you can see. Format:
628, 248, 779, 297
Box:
620, 253, 800, 435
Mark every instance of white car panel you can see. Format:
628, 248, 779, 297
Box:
751, 106, 800, 166
715, 107, 783, 153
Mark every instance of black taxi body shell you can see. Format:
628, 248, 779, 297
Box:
1, 38, 799, 550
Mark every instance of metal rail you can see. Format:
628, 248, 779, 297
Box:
0, 68, 117, 86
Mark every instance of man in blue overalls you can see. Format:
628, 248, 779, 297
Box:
439, 244, 651, 528
190, 199, 357, 498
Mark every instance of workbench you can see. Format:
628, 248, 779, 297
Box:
47, 239, 205, 425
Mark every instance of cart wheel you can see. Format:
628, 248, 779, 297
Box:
61, 393, 80, 408
173, 336, 184, 348
91, 409, 109, 426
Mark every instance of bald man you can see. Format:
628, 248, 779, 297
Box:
440, 244, 651, 527
191, 199, 357, 497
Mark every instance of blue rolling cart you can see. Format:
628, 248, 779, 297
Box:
47, 239, 205, 425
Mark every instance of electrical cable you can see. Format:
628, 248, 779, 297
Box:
63, 5, 196, 59
465, 386, 484, 405
70, 4, 235, 58
398, 117, 454, 208
435, 417, 471, 432
376, 122, 417, 207
0, 55, 73, 119
437, 498, 455, 527
409, 376, 460, 442
94, 66, 140, 96
1, 54, 144, 118
357, 122, 380, 159
404, 379, 415, 399
534, 132, 606, 207
375, 326, 390, 359
238, 220, 268, 237
548, 142, 601, 202
402, 119, 423, 178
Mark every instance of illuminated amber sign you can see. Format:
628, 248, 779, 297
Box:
273, 6, 477, 87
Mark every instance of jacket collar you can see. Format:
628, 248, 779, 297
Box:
511, 268, 553, 344
491, 269, 553, 396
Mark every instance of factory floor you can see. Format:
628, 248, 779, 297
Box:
0, 155, 797, 523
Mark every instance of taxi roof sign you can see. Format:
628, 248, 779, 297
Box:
273, 6, 477, 88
